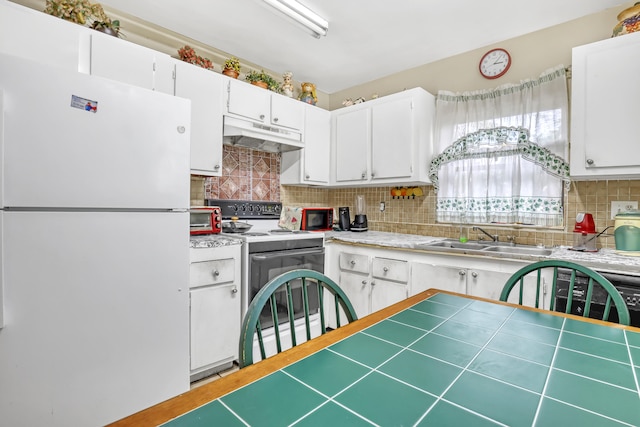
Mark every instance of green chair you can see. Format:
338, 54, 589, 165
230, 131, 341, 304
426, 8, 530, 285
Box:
500, 260, 630, 325
239, 269, 358, 368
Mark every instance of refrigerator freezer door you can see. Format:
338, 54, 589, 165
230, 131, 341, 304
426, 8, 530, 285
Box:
0, 54, 190, 210
0, 210, 190, 426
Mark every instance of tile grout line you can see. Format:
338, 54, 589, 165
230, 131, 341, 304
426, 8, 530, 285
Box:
623, 330, 640, 401
531, 317, 566, 426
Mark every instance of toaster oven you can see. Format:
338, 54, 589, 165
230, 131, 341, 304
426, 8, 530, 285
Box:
190, 207, 222, 235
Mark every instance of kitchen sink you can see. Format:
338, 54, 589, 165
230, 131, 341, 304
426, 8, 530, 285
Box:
481, 246, 552, 256
424, 241, 490, 250
414, 239, 552, 258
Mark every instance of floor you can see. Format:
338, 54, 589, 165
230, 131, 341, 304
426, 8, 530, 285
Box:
190, 363, 240, 390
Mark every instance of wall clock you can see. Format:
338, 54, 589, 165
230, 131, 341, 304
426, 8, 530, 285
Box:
479, 48, 511, 79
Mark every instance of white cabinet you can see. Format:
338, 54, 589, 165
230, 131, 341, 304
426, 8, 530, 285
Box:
410, 256, 549, 309
189, 244, 241, 380
226, 79, 305, 132
90, 31, 175, 94
174, 60, 225, 176
331, 88, 435, 186
570, 31, 640, 179
0, 1, 91, 72
335, 248, 409, 318
281, 105, 331, 185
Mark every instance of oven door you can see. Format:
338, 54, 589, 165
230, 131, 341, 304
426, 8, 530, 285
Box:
249, 247, 325, 328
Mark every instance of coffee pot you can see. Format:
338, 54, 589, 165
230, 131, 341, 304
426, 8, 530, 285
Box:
351, 195, 368, 232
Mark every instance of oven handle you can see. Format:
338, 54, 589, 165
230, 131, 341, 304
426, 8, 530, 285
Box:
251, 247, 325, 260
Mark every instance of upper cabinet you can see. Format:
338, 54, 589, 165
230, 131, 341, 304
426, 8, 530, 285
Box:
226, 79, 305, 132
174, 60, 225, 176
570, 31, 640, 179
0, 1, 91, 72
281, 104, 331, 185
330, 88, 435, 186
89, 32, 175, 95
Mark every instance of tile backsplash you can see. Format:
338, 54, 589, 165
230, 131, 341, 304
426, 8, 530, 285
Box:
191, 150, 640, 249
191, 145, 280, 204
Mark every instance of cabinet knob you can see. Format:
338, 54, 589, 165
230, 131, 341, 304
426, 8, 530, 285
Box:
350, 260, 356, 265
459, 270, 466, 276
259, 114, 265, 120
361, 172, 366, 179
371, 172, 375, 178
231, 287, 238, 293
305, 174, 310, 179
383, 266, 389, 272
213, 270, 220, 277
471, 271, 478, 278
273, 117, 279, 123
586, 158, 594, 166
214, 164, 220, 170
370, 281, 376, 286
361, 280, 367, 285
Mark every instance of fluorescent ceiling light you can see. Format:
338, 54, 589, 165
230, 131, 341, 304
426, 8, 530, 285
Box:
262, 0, 328, 38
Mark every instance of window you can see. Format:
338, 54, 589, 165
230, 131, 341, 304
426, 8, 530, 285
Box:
429, 66, 570, 227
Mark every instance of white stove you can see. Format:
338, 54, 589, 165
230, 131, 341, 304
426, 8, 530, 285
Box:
206, 199, 326, 360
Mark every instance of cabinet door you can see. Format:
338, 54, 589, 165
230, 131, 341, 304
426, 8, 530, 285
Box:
334, 108, 370, 182
280, 106, 330, 185
190, 283, 240, 372
226, 79, 270, 123
371, 280, 408, 313
371, 97, 413, 179
303, 106, 330, 183
0, 2, 89, 72
411, 263, 466, 296
571, 32, 640, 177
174, 60, 224, 176
271, 95, 304, 131
466, 269, 514, 301
338, 270, 371, 318
90, 32, 155, 90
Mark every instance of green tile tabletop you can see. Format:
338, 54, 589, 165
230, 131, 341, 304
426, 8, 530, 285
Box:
109, 289, 640, 427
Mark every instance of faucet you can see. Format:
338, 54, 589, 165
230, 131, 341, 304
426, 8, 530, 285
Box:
472, 226, 498, 242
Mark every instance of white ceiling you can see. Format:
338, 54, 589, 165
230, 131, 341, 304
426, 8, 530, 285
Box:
98, 0, 628, 93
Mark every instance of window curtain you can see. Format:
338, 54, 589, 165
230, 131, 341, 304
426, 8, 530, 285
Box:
429, 66, 570, 227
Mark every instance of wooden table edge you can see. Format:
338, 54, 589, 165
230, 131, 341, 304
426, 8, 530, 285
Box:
107, 288, 638, 426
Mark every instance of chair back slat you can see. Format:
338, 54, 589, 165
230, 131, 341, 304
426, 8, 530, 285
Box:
239, 269, 358, 367
317, 283, 327, 334
499, 260, 630, 326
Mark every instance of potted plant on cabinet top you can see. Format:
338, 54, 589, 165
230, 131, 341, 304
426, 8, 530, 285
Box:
222, 57, 241, 79
245, 70, 280, 92
177, 45, 214, 70
44, 0, 122, 37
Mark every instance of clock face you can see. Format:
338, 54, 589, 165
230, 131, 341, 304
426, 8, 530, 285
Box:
479, 48, 511, 79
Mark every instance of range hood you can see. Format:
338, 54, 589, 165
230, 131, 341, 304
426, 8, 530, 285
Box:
223, 116, 303, 153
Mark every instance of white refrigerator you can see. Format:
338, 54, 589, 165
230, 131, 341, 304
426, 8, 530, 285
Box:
0, 54, 191, 426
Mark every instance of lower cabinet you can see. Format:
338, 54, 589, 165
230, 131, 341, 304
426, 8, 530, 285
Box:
326, 241, 551, 317
332, 247, 409, 318
411, 263, 514, 301
189, 244, 241, 381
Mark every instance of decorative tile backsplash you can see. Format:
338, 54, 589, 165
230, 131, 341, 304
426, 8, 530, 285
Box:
192, 151, 640, 249
191, 145, 281, 204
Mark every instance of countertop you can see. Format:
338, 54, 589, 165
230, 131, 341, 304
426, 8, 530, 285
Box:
189, 234, 242, 249
325, 230, 640, 274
